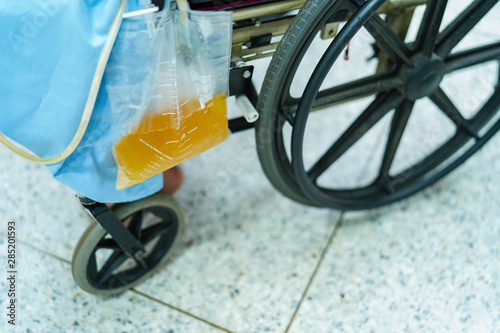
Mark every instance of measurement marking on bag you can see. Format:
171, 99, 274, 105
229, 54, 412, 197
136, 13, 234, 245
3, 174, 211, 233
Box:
155, 154, 167, 162
178, 138, 192, 148
178, 144, 193, 154
149, 161, 162, 168
139, 139, 173, 160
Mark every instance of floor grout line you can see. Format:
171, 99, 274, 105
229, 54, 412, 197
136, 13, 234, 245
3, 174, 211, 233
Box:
0, 231, 72, 264
3, 212, 346, 333
131, 288, 235, 333
2, 232, 234, 332
284, 212, 344, 333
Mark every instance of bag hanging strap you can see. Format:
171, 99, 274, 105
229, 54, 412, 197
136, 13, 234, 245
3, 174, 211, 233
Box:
0, 0, 128, 164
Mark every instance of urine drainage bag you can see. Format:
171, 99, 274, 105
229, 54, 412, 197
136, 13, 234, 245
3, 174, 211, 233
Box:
106, 2, 232, 189
0, 0, 232, 201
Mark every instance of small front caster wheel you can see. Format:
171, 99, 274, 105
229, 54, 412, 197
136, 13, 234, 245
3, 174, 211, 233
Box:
72, 193, 183, 295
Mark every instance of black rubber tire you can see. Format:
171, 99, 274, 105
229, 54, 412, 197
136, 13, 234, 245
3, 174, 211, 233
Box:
256, 0, 500, 210
255, 0, 345, 207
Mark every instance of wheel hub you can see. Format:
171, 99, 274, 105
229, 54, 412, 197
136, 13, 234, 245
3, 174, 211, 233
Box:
401, 55, 446, 101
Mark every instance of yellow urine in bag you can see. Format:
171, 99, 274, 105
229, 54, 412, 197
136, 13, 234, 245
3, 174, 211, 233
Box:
114, 92, 229, 189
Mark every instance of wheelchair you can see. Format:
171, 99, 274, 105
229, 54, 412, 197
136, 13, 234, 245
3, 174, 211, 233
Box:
72, 0, 500, 294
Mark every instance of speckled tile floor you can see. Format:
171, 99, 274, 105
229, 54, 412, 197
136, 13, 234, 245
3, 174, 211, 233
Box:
1, 1, 500, 332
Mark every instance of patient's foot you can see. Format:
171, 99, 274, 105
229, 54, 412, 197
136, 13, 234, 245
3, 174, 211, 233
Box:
105, 166, 184, 207
159, 166, 184, 195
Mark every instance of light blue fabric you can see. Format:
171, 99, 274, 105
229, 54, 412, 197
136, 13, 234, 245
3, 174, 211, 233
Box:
0, 0, 163, 203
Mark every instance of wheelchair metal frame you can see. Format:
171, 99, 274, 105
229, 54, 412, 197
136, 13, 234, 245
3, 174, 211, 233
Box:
226, 0, 427, 132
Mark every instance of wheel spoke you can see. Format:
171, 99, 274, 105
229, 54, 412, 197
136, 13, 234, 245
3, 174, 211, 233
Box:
307, 91, 405, 181
283, 72, 403, 114
127, 211, 144, 238
414, 0, 448, 56
379, 84, 500, 195
498, 58, 500, 84
429, 87, 480, 139
363, 14, 413, 67
98, 251, 129, 284
349, 0, 413, 67
96, 238, 121, 250
140, 223, 174, 245
436, 0, 498, 58
445, 42, 500, 72
87, 252, 98, 278
316, 72, 403, 106
279, 105, 296, 127
378, 99, 414, 182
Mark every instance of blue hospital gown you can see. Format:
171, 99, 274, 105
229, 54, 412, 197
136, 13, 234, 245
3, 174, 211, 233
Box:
0, 0, 163, 203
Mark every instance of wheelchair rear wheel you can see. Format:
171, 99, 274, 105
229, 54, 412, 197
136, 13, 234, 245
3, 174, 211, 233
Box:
256, 0, 500, 210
